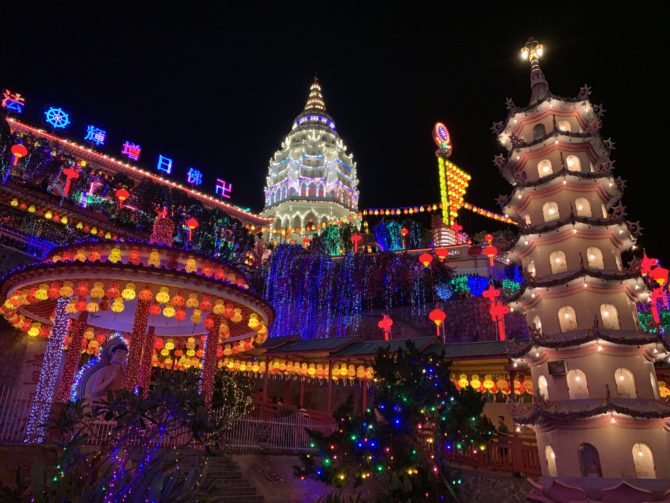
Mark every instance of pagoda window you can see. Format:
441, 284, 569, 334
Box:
527, 260, 536, 279
615, 368, 636, 398
558, 306, 578, 332
308, 183, 316, 197
545, 445, 558, 476
537, 375, 549, 400
289, 186, 297, 197
300, 184, 307, 197
524, 214, 532, 225
533, 123, 547, 140
566, 155, 581, 172
543, 202, 560, 222
532, 315, 542, 333
578, 443, 602, 477
558, 120, 572, 132
600, 304, 620, 329
587, 247, 605, 269
550, 250, 568, 274
632, 443, 656, 479
567, 369, 589, 399
575, 198, 592, 217
537, 159, 553, 178
281, 186, 287, 200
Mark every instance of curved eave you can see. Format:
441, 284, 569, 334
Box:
500, 96, 594, 138
508, 328, 659, 357
506, 221, 634, 262
503, 171, 620, 217
505, 271, 645, 307
511, 398, 670, 425
262, 198, 358, 214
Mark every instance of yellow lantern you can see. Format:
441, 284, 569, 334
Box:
148, 250, 161, 267
122, 282, 136, 300
185, 293, 199, 308
156, 287, 170, 304
231, 308, 243, 323
35, 284, 49, 301
90, 281, 105, 298
185, 258, 197, 273
86, 301, 100, 313
190, 309, 202, 324
457, 374, 469, 389
108, 247, 122, 263
248, 314, 259, 330
165, 339, 175, 351
212, 299, 225, 315
111, 299, 124, 313
160, 348, 170, 356
163, 304, 176, 318
28, 322, 41, 337
470, 374, 481, 390
59, 281, 74, 297
66, 301, 78, 314
186, 349, 195, 357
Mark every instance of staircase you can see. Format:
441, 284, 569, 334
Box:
181, 452, 264, 503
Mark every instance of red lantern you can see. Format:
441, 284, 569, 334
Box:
429, 307, 446, 337
419, 253, 433, 268
377, 314, 393, 341
154, 337, 165, 350
482, 243, 498, 267
185, 218, 199, 241
203, 316, 215, 330
75, 298, 87, 312
106, 282, 121, 299
435, 248, 449, 261
10, 144, 29, 166
351, 233, 363, 253
148, 302, 162, 316
115, 188, 130, 208
174, 308, 187, 321
139, 286, 153, 301
200, 296, 212, 312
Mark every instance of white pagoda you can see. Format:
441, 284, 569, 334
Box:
262, 79, 359, 236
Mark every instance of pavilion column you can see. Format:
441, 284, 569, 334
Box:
200, 314, 223, 406
24, 297, 71, 443
55, 311, 88, 402
122, 298, 150, 391
138, 326, 156, 396
299, 380, 305, 409
327, 359, 333, 416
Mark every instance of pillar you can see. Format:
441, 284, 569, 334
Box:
122, 298, 150, 391
55, 311, 88, 402
327, 359, 333, 416
24, 297, 70, 443
200, 314, 223, 406
138, 326, 156, 395
299, 380, 305, 409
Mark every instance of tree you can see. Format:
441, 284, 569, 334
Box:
296, 341, 493, 502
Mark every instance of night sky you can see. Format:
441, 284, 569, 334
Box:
2, 5, 666, 257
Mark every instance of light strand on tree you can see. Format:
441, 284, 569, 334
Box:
138, 326, 156, 396
200, 314, 223, 405
55, 311, 88, 402
24, 297, 71, 443
122, 299, 150, 392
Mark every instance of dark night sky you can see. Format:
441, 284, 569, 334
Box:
2, 4, 667, 256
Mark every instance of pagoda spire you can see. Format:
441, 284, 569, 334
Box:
521, 37, 550, 104
303, 76, 327, 112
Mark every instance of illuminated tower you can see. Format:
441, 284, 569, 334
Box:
496, 39, 670, 479
262, 79, 359, 236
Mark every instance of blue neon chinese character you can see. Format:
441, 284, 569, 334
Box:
44, 107, 70, 129
215, 178, 233, 199
186, 168, 203, 186
1, 89, 25, 113
157, 155, 173, 174
121, 141, 141, 161
84, 125, 107, 146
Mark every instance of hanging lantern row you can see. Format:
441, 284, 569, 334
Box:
249, 201, 516, 234
8, 198, 117, 239
454, 373, 534, 396
46, 244, 249, 289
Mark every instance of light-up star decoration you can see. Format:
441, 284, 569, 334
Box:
44, 107, 70, 129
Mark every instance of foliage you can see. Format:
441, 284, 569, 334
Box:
296, 341, 493, 502
2, 370, 230, 502
316, 493, 369, 503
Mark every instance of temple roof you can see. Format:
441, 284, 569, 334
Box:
292, 78, 337, 133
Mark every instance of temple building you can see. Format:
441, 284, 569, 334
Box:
262, 79, 359, 236
496, 38, 670, 480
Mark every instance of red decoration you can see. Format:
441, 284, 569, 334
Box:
649, 267, 669, 287
419, 253, 433, 268
484, 285, 508, 341
435, 248, 449, 261
123, 299, 150, 391
200, 314, 223, 406
185, 218, 199, 241
640, 251, 658, 277
115, 188, 130, 207
55, 312, 88, 402
61, 166, 80, 196
138, 326, 156, 396
429, 307, 446, 338
400, 227, 409, 249
148, 302, 161, 316
351, 233, 363, 253
482, 234, 497, 267
450, 222, 463, 244
10, 144, 28, 166
377, 314, 393, 341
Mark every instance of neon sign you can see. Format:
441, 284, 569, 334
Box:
121, 141, 141, 161
432, 122, 453, 157
156, 155, 173, 174
215, 179, 233, 199
84, 125, 107, 146
45, 107, 70, 129
1, 89, 25, 113
186, 167, 203, 186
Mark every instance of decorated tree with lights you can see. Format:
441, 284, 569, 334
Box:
295, 341, 493, 502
